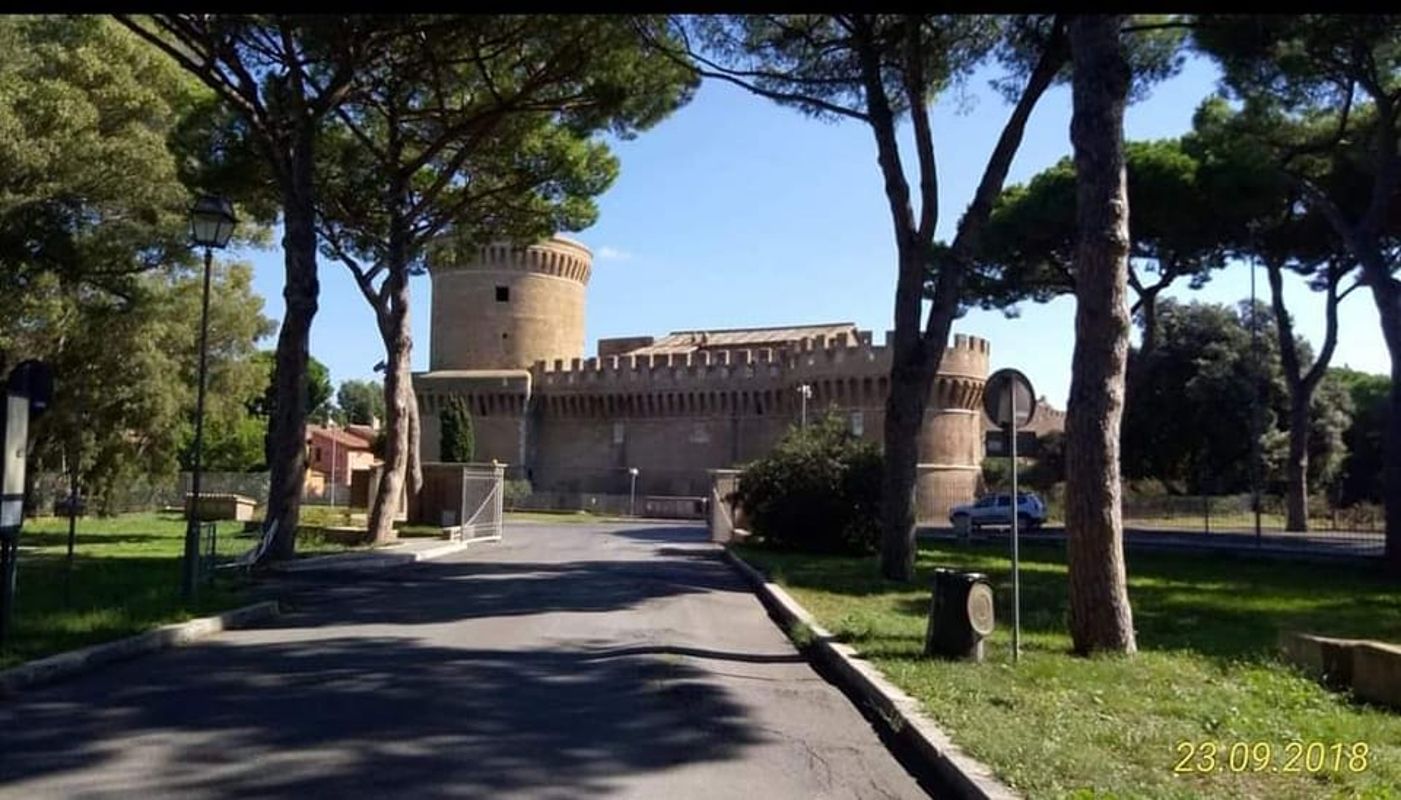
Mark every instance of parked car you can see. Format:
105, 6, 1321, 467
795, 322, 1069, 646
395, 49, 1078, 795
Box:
949, 492, 1046, 531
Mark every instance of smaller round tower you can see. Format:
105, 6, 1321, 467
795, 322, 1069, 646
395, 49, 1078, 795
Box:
428, 236, 592, 372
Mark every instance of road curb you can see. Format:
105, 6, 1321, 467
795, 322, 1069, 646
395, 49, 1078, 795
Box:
273, 538, 485, 573
723, 549, 1020, 800
0, 600, 280, 698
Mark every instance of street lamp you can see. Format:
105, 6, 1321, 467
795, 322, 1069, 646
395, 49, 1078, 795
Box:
797, 383, 812, 428
183, 194, 237, 600
628, 467, 639, 517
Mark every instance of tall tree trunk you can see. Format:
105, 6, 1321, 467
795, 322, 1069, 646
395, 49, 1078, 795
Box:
1136, 285, 1161, 361
879, 330, 935, 581
1267, 259, 1344, 533
368, 264, 412, 545
865, 19, 1065, 581
1370, 271, 1401, 574
262, 125, 318, 563
1064, 14, 1137, 655
1285, 397, 1311, 531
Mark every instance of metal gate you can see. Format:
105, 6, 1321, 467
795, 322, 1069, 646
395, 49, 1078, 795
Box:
454, 463, 505, 543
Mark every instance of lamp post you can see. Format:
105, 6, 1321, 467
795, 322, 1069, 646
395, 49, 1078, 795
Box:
628, 467, 639, 517
183, 194, 237, 600
797, 383, 812, 428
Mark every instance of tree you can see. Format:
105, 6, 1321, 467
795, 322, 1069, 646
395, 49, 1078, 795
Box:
647, 14, 1071, 580
0, 16, 202, 326
316, 16, 695, 544
249, 351, 333, 423
118, 15, 399, 561
440, 396, 475, 463
336, 379, 385, 426
1333, 367, 1388, 506
16, 263, 273, 511
0, 17, 278, 506
1064, 14, 1137, 655
1188, 96, 1368, 531
971, 138, 1233, 357
175, 263, 278, 473
1120, 298, 1351, 498
1192, 15, 1401, 570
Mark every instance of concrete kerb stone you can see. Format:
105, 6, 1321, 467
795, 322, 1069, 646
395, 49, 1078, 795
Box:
0, 600, 280, 698
723, 549, 1020, 800
273, 539, 480, 573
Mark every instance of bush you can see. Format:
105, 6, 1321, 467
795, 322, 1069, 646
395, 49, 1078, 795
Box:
733, 411, 883, 554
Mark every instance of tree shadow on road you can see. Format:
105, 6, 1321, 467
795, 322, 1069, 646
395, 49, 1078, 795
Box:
0, 635, 767, 797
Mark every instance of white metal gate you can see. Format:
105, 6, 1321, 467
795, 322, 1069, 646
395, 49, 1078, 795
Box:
454, 463, 505, 543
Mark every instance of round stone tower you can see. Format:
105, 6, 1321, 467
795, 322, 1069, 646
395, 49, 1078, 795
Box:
428, 236, 591, 371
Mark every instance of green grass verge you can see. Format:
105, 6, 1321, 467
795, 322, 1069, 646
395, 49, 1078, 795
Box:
737, 540, 1401, 800
2, 512, 348, 669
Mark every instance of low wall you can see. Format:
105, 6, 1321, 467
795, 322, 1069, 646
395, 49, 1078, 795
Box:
185, 493, 257, 522
1280, 632, 1401, 708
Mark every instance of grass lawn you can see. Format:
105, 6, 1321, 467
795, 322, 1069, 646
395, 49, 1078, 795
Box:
2, 512, 349, 669
737, 540, 1401, 799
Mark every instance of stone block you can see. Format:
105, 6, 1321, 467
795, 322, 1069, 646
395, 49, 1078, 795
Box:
185, 493, 257, 522
1352, 642, 1401, 708
1279, 631, 1358, 688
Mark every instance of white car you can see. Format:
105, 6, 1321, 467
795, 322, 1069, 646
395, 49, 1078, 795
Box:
949, 492, 1047, 531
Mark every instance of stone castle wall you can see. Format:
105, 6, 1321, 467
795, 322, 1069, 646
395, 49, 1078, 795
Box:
416, 330, 990, 521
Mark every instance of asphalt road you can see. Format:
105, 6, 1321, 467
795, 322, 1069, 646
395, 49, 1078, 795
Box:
0, 522, 930, 799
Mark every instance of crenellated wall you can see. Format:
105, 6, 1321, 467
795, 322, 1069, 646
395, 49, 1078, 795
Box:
417, 330, 990, 521
414, 230, 993, 523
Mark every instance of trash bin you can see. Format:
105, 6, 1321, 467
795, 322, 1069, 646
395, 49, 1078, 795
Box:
924, 568, 995, 662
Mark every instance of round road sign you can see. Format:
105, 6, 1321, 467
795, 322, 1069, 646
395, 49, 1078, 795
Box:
983, 368, 1036, 429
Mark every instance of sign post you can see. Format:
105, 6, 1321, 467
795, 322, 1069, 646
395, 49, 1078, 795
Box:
982, 368, 1036, 664
0, 360, 53, 648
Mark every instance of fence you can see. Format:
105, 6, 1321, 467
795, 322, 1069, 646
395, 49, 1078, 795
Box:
27, 470, 362, 518
1015, 488, 1385, 555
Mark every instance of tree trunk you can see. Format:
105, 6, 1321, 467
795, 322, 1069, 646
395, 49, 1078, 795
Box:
1370, 271, 1401, 575
1267, 261, 1311, 532
1285, 397, 1310, 531
262, 127, 318, 563
367, 254, 413, 545
879, 332, 934, 581
1137, 286, 1161, 361
1064, 14, 1137, 655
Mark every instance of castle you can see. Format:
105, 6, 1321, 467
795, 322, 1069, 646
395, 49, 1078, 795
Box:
413, 236, 990, 522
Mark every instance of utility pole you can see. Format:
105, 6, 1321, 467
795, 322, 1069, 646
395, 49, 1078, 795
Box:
798, 383, 812, 428
1250, 256, 1263, 545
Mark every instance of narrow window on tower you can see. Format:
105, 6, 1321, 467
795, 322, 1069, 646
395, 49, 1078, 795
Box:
495, 286, 509, 302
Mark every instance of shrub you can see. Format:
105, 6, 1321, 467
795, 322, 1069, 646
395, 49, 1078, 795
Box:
733, 411, 883, 554
440, 396, 475, 462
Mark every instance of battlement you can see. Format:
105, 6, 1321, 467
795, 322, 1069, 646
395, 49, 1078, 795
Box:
530, 329, 990, 390
431, 235, 591, 284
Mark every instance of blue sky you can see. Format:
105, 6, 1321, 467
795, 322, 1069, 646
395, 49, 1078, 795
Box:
231, 53, 1388, 408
